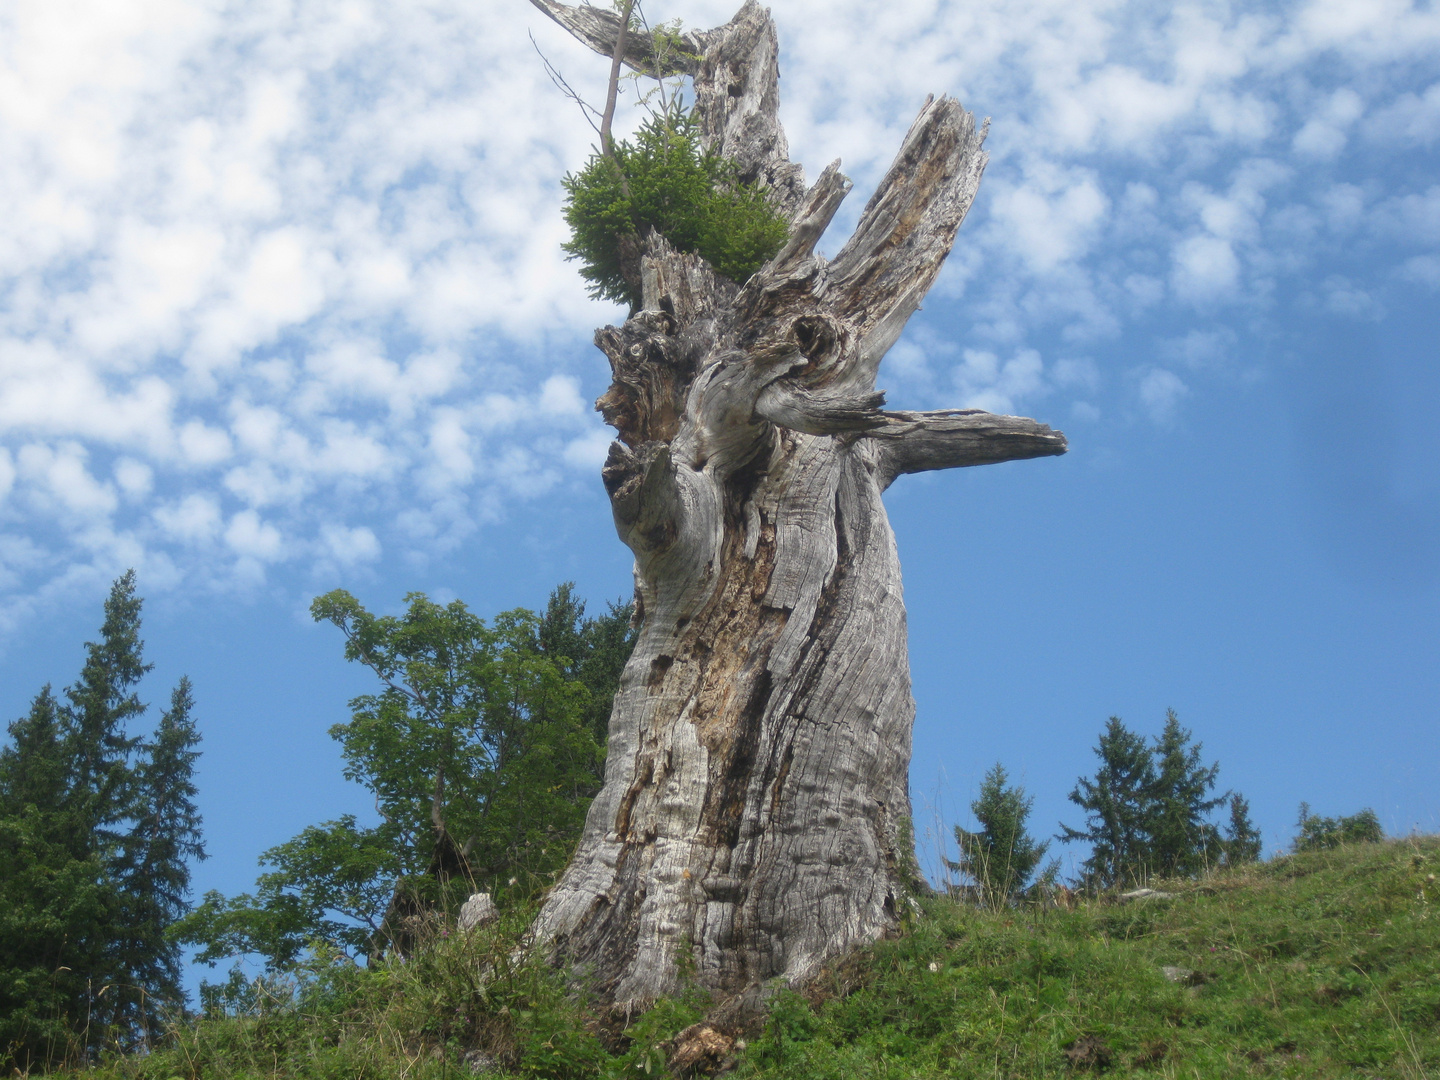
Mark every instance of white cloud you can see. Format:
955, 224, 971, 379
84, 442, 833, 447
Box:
1399, 255, 1440, 288
154, 493, 222, 543
1379, 186, 1440, 244
225, 510, 284, 562
233, 229, 331, 335
177, 421, 234, 467
114, 458, 154, 498
1137, 368, 1189, 423
320, 523, 380, 566
1, 0, 1438, 619
1172, 235, 1241, 300
1369, 83, 1440, 146
564, 429, 614, 470
425, 410, 476, 487
17, 443, 117, 517
986, 168, 1109, 272
952, 349, 1047, 415
313, 422, 391, 480
1318, 183, 1366, 232
0, 450, 14, 504
1159, 329, 1237, 372
1292, 88, 1364, 158
1322, 275, 1382, 317
538, 375, 586, 417
1052, 358, 1100, 393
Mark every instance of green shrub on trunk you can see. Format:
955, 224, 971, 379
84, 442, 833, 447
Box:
562, 106, 789, 309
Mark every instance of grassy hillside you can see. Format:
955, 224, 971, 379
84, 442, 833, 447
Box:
70, 836, 1439, 1079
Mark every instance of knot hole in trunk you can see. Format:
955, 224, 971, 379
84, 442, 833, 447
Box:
792, 315, 838, 367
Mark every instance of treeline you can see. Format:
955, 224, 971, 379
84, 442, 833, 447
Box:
0, 575, 634, 1072
944, 712, 1384, 906
1, 574, 1390, 1071
0, 573, 203, 1070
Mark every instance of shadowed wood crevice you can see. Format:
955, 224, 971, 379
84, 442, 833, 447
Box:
527, 0, 1067, 1012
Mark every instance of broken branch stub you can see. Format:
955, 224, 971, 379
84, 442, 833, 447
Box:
529, 0, 1066, 1011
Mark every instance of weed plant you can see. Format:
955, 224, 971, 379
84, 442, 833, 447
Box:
55, 837, 1439, 1079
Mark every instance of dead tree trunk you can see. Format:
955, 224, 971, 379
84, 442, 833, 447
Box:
529, 0, 1067, 1010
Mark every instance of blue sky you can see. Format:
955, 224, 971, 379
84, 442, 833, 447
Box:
1, 0, 1438, 965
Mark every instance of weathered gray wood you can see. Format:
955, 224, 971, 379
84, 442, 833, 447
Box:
528, 0, 708, 76
529, 0, 1066, 1012
871, 410, 1068, 489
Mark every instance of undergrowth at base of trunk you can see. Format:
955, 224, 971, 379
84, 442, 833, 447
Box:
59, 836, 1440, 1079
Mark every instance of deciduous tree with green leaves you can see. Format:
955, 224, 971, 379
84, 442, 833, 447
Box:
176, 584, 634, 974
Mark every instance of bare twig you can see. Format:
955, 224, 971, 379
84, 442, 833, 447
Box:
599, 0, 637, 160
632, 4, 669, 115
530, 31, 603, 138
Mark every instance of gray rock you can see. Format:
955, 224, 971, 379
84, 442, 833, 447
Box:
1162, 965, 1216, 987
1120, 888, 1174, 902
461, 1049, 499, 1074
457, 892, 497, 931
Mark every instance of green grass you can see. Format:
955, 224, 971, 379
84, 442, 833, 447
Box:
62, 836, 1440, 1079
739, 836, 1440, 1078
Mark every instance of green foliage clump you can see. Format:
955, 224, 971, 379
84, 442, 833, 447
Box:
173, 583, 635, 980
0, 572, 204, 1071
1295, 802, 1385, 852
536, 582, 636, 744
562, 106, 789, 308
945, 762, 1053, 907
77, 902, 709, 1080
1059, 710, 1260, 890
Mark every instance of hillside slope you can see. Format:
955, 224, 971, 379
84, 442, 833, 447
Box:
65, 836, 1440, 1079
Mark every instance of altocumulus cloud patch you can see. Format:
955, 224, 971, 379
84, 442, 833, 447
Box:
1, 0, 1438, 624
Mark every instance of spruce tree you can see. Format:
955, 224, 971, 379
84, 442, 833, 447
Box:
58, 571, 153, 1048
0, 686, 68, 817
63, 569, 151, 858
1062, 711, 1258, 890
0, 688, 108, 1070
1059, 717, 1157, 889
536, 582, 636, 744
946, 763, 1049, 907
112, 677, 206, 1042
1222, 793, 1263, 866
1146, 710, 1225, 877
0, 573, 205, 1067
